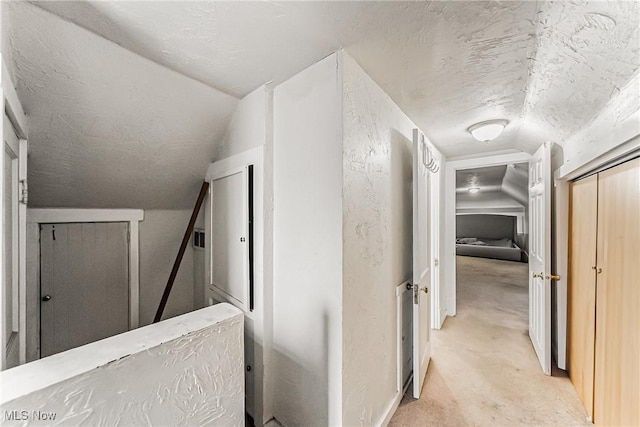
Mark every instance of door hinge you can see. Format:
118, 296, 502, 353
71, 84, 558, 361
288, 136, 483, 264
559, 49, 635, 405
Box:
413, 284, 419, 304
19, 179, 28, 205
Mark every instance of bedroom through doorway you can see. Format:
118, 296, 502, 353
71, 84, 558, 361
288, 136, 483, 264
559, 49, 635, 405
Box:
452, 163, 536, 365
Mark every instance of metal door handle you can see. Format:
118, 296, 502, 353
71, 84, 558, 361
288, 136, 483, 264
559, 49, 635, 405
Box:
42, 295, 52, 302
423, 287, 428, 294
548, 274, 561, 281
532, 272, 544, 279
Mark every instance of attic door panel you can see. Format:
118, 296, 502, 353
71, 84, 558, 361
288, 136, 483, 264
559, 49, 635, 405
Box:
40, 222, 129, 357
211, 171, 247, 309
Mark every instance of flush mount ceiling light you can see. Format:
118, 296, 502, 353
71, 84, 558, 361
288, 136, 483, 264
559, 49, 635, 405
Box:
468, 119, 509, 142
468, 187, 480, 193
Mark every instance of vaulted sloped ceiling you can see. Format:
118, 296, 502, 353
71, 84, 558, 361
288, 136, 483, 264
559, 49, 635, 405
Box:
3, 2, 238, 209
33, 1, 640, 156
4, 1, 639, 208
456, 163, 529, 208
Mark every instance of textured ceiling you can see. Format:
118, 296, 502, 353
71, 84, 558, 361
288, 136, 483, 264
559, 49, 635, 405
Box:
456, 165, 508, 191
32, 0, 640, 160
456, 163, 529, 206
5, 1, 640, 208
3, 2, 237, 208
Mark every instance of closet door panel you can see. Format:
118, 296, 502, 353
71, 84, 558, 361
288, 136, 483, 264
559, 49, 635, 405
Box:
594, 158, 640, 426
568, 174, 598, 419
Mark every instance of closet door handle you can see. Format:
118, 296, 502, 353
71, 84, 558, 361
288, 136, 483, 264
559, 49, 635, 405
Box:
592, 266, 603, 274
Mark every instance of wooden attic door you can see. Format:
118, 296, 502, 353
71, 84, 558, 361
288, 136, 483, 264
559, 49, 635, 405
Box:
40, 222, 130, 357
568, 157, 640, 425
593, 158, 639, 426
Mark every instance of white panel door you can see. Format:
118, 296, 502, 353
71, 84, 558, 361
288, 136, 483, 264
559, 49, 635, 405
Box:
529, 142, 552, 375
2, 115, 20, 370
40, 222, 130, 357
412, 129, 432, 398
210, 168, 249, 312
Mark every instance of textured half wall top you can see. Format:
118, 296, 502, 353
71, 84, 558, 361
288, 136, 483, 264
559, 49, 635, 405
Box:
0, 303, 244, 427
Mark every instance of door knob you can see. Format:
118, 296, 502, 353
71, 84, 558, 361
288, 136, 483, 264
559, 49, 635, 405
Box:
548, 274, 561, 281
42, 295, 52, 302
423, 287, 428, 294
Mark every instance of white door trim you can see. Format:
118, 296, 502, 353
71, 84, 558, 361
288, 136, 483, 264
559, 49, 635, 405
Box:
442, 151, 532, 319
28, 209, 144, 338
2, 56, 29, 368
2, 59, 28, 140
207, 166, 251, 315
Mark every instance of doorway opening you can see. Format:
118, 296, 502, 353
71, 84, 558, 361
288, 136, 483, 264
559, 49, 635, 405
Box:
454, 163, 530, 342
25, 209, 143, 362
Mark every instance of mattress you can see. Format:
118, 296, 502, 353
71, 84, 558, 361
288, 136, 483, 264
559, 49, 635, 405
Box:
456, 237, 522, 262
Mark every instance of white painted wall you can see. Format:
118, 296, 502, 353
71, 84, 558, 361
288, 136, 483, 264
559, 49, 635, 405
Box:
139, 210, 195, 325
272, 53, 343, 426
0, 303, 244, 427
205, 84, 274, 425
342, 53, 415, 426
456, 190, 523, 212
215, 87, 269, 161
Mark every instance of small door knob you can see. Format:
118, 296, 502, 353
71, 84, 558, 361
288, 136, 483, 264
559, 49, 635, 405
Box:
423, 287, 428, 294
42, 295, 52, 302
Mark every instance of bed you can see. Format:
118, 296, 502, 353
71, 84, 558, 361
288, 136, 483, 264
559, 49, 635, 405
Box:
455, 237, 522, 262
456, 214, 523, 262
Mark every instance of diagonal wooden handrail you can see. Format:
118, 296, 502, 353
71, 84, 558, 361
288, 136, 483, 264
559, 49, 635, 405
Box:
153, 181, 209, 323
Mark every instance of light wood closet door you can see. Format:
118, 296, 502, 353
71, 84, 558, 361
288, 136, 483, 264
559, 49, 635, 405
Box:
568, 174, 598, 419
594, 158, 640, 426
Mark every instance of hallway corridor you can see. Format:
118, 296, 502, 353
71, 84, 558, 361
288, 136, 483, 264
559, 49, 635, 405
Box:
390, 256, 588, 426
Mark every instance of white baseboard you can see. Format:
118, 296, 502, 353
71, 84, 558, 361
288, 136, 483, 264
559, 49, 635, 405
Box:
377, 388, 405, 427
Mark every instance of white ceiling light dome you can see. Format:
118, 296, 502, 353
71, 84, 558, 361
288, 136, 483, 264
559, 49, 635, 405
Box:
468, 119, 509, 142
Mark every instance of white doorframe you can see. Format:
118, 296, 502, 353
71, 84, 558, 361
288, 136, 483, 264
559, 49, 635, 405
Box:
207, 165, 252, 314
2, 56, 29, 368
442, 151, 532, 320
28, 209, 144, 359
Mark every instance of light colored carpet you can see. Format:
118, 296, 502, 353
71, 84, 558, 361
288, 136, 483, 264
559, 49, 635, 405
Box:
389, 256, 589, 427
